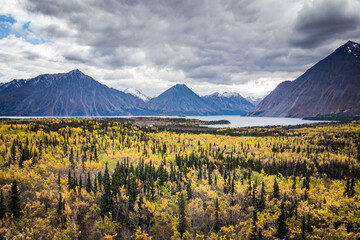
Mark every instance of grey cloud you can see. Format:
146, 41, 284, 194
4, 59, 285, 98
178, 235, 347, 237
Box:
291, 0, 360, 48
11, 0, 360, 94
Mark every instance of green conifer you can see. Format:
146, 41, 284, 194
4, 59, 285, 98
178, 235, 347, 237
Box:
275, 198, 288, 239
273, 178, 280, 199
177, 192, 187, 238
8, 179, 21, 219
0, 189, 5, 219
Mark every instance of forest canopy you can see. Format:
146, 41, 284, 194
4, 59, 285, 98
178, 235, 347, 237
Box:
0, 119, 359, 239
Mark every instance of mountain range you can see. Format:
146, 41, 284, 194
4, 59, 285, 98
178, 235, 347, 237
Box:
248, 40, 360, 118
1, 40, 359, 118
0, 71, 253, 116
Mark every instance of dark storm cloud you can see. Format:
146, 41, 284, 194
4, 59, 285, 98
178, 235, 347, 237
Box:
291, 0, 360, 49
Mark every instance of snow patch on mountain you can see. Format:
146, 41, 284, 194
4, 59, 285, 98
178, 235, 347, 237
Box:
124, 88, 150, 102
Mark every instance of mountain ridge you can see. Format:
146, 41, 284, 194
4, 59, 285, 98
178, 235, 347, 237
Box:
247, 40, 360, 118
0, 71, 254, 116
0, 69, 147, 116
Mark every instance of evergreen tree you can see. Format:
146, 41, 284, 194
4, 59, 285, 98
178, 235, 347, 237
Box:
230, 177, 235, 195
214, 197, 221, 232
273, 178, 280, 199
138, 195, 144, 227
101, 163, 113, 216
93, 175, 98, 193
86, 172, 92, 193
301, 216, 306, 240
8, 179, 21, 219
259, 182, 266, 212
69, 147, 74, 166
0, 189, 5, 219
349, 175, 355, 197
258, 228, 263, 240
251, 203, 258, 240
10, 142, 16, 164
186, 179, 192, 200
275, 198, 288, 240
57, 193, 63, 215
67, 169, 72, 191
208, 169, 212, 185
177, 192, 187, 238
58, 172, 61, 190
307, 214, 312, 233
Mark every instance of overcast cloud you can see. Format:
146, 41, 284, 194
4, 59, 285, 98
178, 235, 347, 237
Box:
0, 0, 359, 97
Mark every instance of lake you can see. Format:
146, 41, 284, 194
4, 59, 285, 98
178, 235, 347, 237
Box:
183, 115, 330, 128
0, 115, 330, 128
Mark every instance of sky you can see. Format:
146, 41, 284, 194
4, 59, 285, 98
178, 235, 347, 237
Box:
0, 0, 360, 98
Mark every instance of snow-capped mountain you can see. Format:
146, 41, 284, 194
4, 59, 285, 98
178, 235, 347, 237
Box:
245, 96, 264, 107
124, 88, 151, 102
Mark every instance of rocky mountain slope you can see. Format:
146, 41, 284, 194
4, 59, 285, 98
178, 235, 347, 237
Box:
248, 41, 360, 118
147, 84, 214, 115
0, 69, 146, 116
202, 92, 254, 115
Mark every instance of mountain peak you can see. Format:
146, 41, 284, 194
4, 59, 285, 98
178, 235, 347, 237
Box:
221, 92, 240, 98
337, 40, 360, 57
248, 41, 360, 118
344, 40, 360, 47
68, 69, 84, 76
172, 83, 188, 89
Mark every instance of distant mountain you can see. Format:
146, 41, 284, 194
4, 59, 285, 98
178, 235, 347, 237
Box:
0, 69, 146, 116
202, 92, 254, 115
248, 40, 360, 118
246, 96, 263, 107
124, 88, 151, 102
147, 84, 214, 115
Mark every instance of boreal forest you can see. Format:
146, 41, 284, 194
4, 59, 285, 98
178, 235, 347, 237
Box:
0, 119, 359, 239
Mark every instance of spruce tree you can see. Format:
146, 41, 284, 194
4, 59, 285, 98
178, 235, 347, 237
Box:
101, 163, 113, 217
275, 198, 288, 239
214, 197, 221, 232
177, 192, 187, 238
57, 193, 63, 215
67, 169, 72, 191
273, 178, 280, 199
251, 203, 258, 240
258, 228, 263, 240
58, 172, 61, 190
186, 179, 192, 200
307, 214, 312, 233
301, 216, 306, 240
8, 179, 21, 219
259, 181, 266, 212
10, 143, 16, 164
138, 195, 144, 227
86, 172, 92, 193
0, 189, 5, 219
349, 175, 355, 197
69, 147, 74, 166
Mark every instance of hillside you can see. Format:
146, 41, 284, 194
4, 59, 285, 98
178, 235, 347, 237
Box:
248, 41, 360, 118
